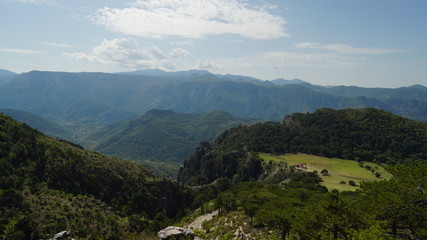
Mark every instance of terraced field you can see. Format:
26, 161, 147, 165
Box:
260, 153, 393, 191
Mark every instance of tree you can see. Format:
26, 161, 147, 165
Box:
239, 188, 276, 225
360, 163, 427, 239
321, 169, 329, 176
294, 192, 370, 240
255, 196, 300, 240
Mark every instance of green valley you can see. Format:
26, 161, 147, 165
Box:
87, 110, 251, 177
260, 153, 393, 191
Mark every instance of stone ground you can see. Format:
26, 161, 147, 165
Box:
186, 210, 219, 230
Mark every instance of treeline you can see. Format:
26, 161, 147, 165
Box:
0, 113, 193, 239
219, 108, 426, 163
197, 163, 427, 239
179, 108, 426, 185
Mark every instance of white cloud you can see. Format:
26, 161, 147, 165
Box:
293, 42, 404, 54
65, 38, 175, 70
91, 0, 287, 39
42, 42, 76, 48
0, 48, 43, 54
197, 60, 223, 70
170, 40, 193, 46
170, 48, 189, 58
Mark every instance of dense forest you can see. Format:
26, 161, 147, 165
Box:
0, 113, 193, 239
179, 108, 427, 185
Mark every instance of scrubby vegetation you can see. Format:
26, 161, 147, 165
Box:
0, 113, 193, 239
187, 163, 426, 239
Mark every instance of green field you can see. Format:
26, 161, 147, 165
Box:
260, 153, 393, 191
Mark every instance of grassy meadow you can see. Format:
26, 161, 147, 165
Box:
260, 153, 393, 191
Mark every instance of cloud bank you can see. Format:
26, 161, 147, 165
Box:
0, 48, 43, 54
65, 38, 186, 70
91, 0, 287, 39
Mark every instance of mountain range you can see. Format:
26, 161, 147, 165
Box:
0, 69, 18, 86
0, 69, 426, 173
0, 70, 425, 127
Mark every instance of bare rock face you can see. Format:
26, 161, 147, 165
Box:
50, 231, 71, 239
158, 226, 195, 240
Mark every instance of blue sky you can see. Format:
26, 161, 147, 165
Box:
0, 0, 426, 87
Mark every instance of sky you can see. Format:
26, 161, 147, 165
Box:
0, 0, 426, 87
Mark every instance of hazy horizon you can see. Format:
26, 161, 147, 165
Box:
1, 0, 426, 88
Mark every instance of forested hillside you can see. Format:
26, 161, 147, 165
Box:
0, 108, 71, 139
179, 108, 427, 186
90, 110, 250, 163
176, 108, 427, 240
0, 113, 193, 239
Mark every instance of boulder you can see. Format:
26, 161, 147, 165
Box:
158, 226, 195, 240
52, 231, 70, 239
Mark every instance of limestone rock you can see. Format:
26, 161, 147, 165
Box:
158, 226, 195, 240
51, 231, 71, 239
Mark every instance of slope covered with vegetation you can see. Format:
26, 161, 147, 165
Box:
177, 108, 426, 240
0, 108, 72, 140
183, 163, 426, 240
91, 109, 251, 163
179, 108, 427, 186
0, 113, 193, 239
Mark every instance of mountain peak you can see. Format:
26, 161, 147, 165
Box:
144, 109, 176, 116
117, 69, 213, 77
408, 84, 426, 89
270, 78, 305, 85
0, 69, 18, 76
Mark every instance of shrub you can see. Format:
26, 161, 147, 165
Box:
348, 180, 357, 186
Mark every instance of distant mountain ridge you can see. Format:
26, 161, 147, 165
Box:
0, 108, 71, 139
0, 69, 18, 86
0, 70, 425, 136
304, 84, 427, 102
270, 78, 306, 85
90, 109, 251, 164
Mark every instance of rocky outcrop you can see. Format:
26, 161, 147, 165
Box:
50, 231, 72, 239
158, 226, 195, 240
